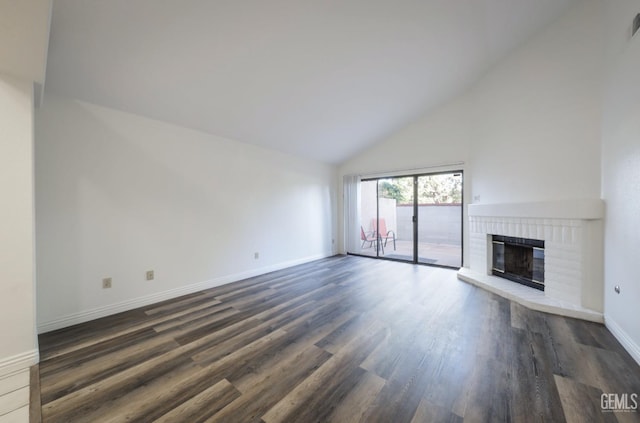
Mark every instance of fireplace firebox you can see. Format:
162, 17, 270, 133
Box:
491, 235, 544, 291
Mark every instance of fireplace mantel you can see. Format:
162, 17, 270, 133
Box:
468, 199, 605, 220
459, 198, 605, 322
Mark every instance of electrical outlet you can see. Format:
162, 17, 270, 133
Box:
146, 270, 154, 281
102, 277, 112, 289
254, 252, 259, 259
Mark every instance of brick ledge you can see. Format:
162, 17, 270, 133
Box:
457, 267, 603, 323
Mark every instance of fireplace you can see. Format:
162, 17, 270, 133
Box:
491, 235, 544, 291
459, 199, 605, 322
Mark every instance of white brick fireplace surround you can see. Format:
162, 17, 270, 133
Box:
457, 199, 605, 322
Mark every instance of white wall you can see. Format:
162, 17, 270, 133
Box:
35, 94, 337, 331
0, 74, 38, 421
339, 0, 604, 267
339, 94, 474, 262
601, 0, 640, 363
0, 0, 50, 83
470, 0, 603, 204
0, 2, 51, 420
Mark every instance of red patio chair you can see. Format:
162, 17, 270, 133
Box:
361, 226, 378, 249
372, 218, 396, 250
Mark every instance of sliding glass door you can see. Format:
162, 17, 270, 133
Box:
416, 173, 462, 267
377, 176, 414, 260
354, 171, 462, 268
358, 180, 379, 257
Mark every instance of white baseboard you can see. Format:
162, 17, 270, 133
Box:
605, 315, 640, 366
0, 406, 29, 422
38, 252, 333, 334
0, 349, 37, 418
0, 350, 38, 380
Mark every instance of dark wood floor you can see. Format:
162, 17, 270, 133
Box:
37, 255, 640, 422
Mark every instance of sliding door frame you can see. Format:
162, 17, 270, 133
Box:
350, 169, 464, 269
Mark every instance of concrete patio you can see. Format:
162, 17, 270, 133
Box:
356, 239, 461, 268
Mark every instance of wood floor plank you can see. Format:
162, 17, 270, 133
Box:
39, 297, 224, 362
190, 317, 291, 366
457, 357, 515, 423
143, 291, 221, 316
262, 320, 388, 423
37, 308, 148, 357
39, 327, 160, 376
154, 379, 240, 423
29, 365, 41, 423
150, 303, 235, 332
411, 398, 463, 423
41, 324, 287, 420
554, 375, 618, 423
65, 361, 218, 423
36, 256, 640, 422
206, 344, 332, 423
39, 333, 180, 404
514, 329, 566, 422
328, 371, 387, 423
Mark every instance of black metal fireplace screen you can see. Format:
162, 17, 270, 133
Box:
492, 235, 544, 291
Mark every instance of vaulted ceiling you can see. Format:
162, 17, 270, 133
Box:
45, 0, 580, 164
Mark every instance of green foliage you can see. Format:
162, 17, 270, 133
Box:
377, 174, 462, 205
378, 180, 405, 202
418, 174, 462, 204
